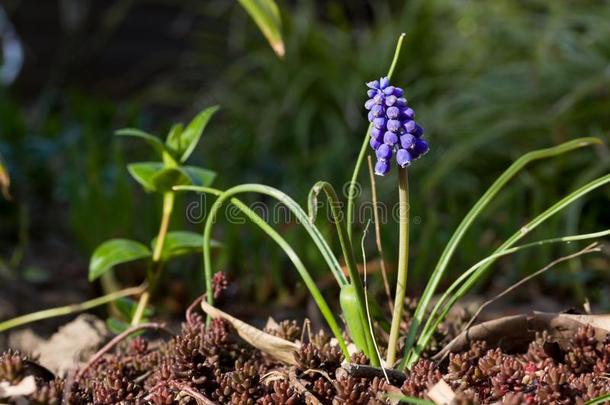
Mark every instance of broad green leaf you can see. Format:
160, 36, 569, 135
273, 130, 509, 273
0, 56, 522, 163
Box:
151, 231, 221, 261
178, 106, 219, 162
89, 239, 151, 281
116, 129, 176, 163
106, 317, 130, 334
238, 0, 284, 57
127, 162, 164, 192
183, 166, 217, 187
152, 167, 192, 192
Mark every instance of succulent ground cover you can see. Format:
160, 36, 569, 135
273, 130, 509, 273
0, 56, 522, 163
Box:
2, 281, 610, 405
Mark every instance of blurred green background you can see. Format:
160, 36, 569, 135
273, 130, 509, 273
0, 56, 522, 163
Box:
0, 0, 609, 320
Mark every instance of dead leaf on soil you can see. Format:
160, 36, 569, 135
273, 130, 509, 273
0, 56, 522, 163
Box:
201, 301, 301, 366
427, 379, 456, 405
0, 376, 36, 398
435, 312, 610, 360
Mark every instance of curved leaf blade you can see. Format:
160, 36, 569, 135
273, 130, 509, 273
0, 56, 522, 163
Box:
116, 129, 175, 161
179, 106, 219, 162
89, 239, 152, 281
238, 0, 284, 57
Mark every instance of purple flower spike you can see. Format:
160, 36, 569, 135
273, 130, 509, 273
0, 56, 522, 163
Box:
400, 133, 415, 149
364, 76, 428, 175
376, 144, 393, 160
375, 160, 390, 176
383, 131, 399, 146
370, 137, 382, 150
387, 119, 402, 132
373, 117, 386, 130
396, 149, 412, 167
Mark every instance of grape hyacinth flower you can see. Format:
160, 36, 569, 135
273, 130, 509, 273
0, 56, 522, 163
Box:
365, 77, 429, 176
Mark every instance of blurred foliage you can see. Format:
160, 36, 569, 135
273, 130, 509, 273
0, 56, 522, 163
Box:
0, 0, 609, 308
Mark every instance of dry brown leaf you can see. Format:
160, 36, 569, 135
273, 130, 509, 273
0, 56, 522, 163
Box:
0, 376, 36, 398
201, 301, 300, 366
435, 311, 610, 360
427, 379, 456, 404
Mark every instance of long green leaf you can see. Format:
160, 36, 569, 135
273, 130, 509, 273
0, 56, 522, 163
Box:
116, 128, 175, 162
403, 174, 610, 368
237, 0, 284, 57
401, 137, 603, 366
308, 181, 378, 364
174, 185, 348, 357
177, 184, 347, 290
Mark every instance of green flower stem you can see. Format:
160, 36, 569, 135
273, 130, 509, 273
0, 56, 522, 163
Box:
0, 285, 145, 333
309, 181, 378, 365
346, 33, 406, 242
402, 173, 610, 368
386, 167, 409, 366
174, 185, 349, 357
401, 137, 603, 367
131, 191, 175, 326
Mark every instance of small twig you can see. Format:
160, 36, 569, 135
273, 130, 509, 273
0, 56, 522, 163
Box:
170, 381, 217, 405
76, 322, 173, 380
463, 243, 600, 333
288, 370, 322, 405
343, 364, 407, 385
367, 155, 393, 313
186, 294, 205, 326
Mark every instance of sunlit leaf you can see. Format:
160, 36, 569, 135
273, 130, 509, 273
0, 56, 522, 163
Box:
238, 0, 284, 57
89, 239, 151, 281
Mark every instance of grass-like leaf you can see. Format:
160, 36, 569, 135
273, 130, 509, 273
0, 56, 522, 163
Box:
403, 173, 610, 367
237, 0, 284, 57
174, 185, 349, 357
401, 137, 603, 367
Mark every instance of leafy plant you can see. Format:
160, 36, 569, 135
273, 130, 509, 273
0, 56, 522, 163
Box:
88, 107, 219, 329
